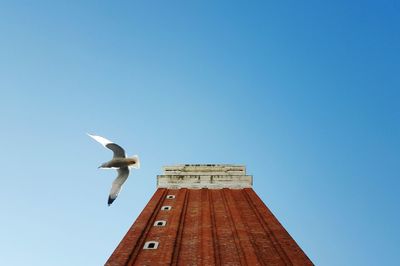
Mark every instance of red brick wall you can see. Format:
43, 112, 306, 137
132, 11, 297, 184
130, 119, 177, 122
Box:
105, 188, 313, 266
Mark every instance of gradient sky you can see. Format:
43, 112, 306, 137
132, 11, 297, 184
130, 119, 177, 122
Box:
0, 1, 399, 265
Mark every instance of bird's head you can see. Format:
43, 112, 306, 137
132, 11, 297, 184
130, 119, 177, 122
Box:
128, 155, 140, 169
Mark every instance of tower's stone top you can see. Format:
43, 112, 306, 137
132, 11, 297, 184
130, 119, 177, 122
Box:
157, 164, 252, 189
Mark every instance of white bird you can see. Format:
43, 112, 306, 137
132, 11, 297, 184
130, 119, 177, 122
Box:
88, 134, 140, 206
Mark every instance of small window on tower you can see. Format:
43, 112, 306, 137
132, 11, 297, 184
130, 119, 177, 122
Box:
161, 206, 172, 211
143, 241, 159, 249
166, 195, 175, 199
154, 220, 167, 227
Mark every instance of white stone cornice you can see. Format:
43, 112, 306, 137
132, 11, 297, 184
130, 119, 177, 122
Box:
157, 164, 252, 189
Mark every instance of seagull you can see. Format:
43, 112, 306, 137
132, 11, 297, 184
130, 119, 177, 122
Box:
88, 134, 140, 206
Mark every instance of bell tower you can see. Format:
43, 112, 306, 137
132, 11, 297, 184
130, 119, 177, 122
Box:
105, 164, 313, 265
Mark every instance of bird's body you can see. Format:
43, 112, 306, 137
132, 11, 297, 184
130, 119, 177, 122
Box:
99, 157, 139, 169
88, 134, 140, 206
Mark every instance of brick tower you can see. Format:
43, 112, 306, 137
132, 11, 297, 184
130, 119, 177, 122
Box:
105, 164, 313, 266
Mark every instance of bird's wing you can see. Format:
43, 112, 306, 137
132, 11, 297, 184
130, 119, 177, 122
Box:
88, 133, 126, 158
108, 167, 130, 206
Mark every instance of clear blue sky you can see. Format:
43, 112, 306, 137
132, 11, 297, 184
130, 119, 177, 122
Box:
0, 1, 399, 265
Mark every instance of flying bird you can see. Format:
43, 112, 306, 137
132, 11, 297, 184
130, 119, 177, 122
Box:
88, 134, 140, 206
